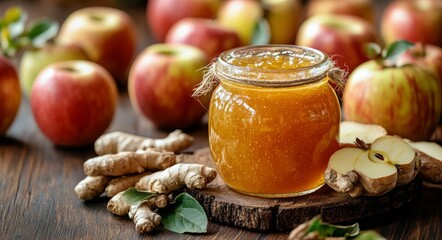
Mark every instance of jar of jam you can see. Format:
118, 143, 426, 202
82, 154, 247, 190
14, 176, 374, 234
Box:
204, 45, 341, 198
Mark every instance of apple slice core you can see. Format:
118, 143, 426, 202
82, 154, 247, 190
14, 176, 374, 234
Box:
355, 151, 397, 179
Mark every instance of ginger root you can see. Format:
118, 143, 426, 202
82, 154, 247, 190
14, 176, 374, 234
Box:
107, 191, 169, 216
74, 176, 111, 200
107, 191, 131, 216
406, 141, 442, 183
84, 149, 176, 176
94, 130, 194, 155
128, 195, 169, 233
129, 202, 162, 233
136, 163, 217, 194
105, 172, 151, 197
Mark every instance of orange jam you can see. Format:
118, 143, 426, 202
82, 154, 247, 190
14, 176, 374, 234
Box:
208, 45, 341, 198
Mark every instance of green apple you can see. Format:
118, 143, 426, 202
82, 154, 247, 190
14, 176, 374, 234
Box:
262, 0, 302, 44
343, 59, 441, 141
19, 43, 89, 96
217, 0, 264, 45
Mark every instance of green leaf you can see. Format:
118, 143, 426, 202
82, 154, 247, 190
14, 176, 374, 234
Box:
3, 7, 27, 38
251, 18, 270, 45
364, 42, 382, 60
158, 192, 208, 234
354, 230, 386, 240
308, 216, 359, 238
26, 19, 58, 48
383, 40, 414, 62
122, 187, 155, 205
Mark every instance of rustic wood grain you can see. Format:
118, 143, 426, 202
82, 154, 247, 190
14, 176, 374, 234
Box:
184, 148, 420, 231
1, 1, 441, 239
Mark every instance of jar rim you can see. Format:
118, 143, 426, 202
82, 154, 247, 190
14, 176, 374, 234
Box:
215, 45, 331, 87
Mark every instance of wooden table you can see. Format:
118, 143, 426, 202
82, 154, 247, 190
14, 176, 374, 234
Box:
1, 1, 441, 239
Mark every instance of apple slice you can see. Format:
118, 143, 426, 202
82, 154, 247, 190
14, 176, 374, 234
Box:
325, 148, 364, 193
339, 121, 387, 147
370, 135, 420, 186
407, 141, 442, 183
354, 151, 398, 196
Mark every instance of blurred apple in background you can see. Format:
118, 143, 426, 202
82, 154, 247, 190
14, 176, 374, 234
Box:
381, 0, 442, 47
396, 43, 442, 82
296, 14, 379, 74
262, 0, 302, 44
0, 57, 21, 136
165, 18, 242, 60
57, 7, 137, 87
128, 44, 209, 130
147, 0, 221, 42
19, 44, 89, 96
31, 60, 118, 147
306, 0, 375, 24
343, 42, 442, 141
217, 0, 265, 45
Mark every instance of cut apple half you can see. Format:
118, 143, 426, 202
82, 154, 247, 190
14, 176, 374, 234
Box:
326, 134, 419, 197
339, 121, 387, 147
370, 135, 419, 186
325, 148, 364, 193
354, 151, 398, 196
407, 141, 442, 183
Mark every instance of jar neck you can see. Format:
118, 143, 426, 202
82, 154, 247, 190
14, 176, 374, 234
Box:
215, 45, 332, 88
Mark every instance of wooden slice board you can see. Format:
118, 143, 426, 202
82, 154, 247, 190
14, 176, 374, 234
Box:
181, 147, 420, 231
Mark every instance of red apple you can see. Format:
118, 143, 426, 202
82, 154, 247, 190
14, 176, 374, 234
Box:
57, 7, 137, 86
31, 60, 118, 147
396, 43, 442, 82
0, 57, 21, 135
307, 0, 375, 24
128, 44, 209, 129
19, 43, 89, 96
296, 14, 379, 73
381, 0, 442, 47
147, 0, 221, 42
343, 60, 441, 141
165, 18, 242, 60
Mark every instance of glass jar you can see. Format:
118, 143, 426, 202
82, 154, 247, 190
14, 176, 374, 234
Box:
207, 45, 341, 198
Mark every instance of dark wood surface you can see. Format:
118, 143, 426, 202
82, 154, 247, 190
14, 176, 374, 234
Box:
1, 1, 441, 239
185, 148, 421, 232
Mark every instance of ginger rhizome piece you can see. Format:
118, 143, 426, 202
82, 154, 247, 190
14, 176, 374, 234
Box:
129, 201, 162, 233
107, 191, 131, 216
94, 130, 194, 155
107, 191, 169, 216
105, 172, 151, 197
325, 135, 419, 197
74, 176, 111, 200
84, 149, 176, 176
136, 163, 217, 194
406, 141, 442, 183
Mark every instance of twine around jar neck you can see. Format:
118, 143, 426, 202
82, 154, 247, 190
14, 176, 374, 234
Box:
192, 46, 348, 98
193, 61, 347, 97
